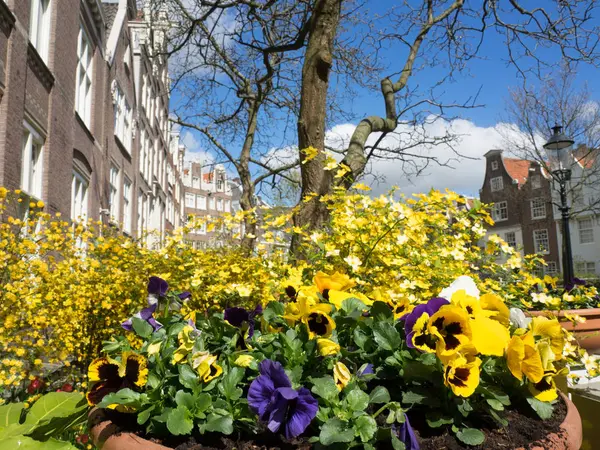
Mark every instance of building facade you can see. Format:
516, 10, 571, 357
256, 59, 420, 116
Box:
0, 0, 184, 244
480, 149, 561, 274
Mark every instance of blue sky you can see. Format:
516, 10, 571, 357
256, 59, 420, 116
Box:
175, 2, 599, 200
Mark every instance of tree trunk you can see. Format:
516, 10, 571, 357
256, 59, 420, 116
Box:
239, 98, 260, 254
291, 0, 342, 257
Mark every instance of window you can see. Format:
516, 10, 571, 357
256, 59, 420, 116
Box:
217, 198, 223, 212
530, 198, 546, 219
491, 161, 498, 171
491, 201, 508, 222
196, 195, 206, 210
217, 178, 224, 191
71, 170, 88, 221
75, 26, 93, 127
224, 200, 230, 213
185, 193, 195, 208
137, 191, 147, 237
546, 262, 558, 274
504, 231, 516, 248
490, 176, 503, 192
578, 218, 594, 244
576, 261, 596, 275
193, 177, 200, 189
114, 84, 132, 152
209, 197, 215, 210
29, 0, 51, 62
531, 175, 541, 189
109, 165, 120, 220
22, 124, 45, 200
533, 229, 550, 254
139, 132, 147, 180
123, 179, 132, 233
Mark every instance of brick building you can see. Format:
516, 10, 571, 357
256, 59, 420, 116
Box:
0, 0, 184, 243
480, 149, 560, 274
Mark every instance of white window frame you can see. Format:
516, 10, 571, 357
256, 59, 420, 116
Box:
546, 261, 558, 274
185, 192, 195, 208
576, 261, 596, 275
123, 178, 132, 234
71, 169, 89, 222
75, 25, 93, 127
491, 201, 508, 222
490, 176, 503, 192
29, 0, 51, 63
114, 84, 132, 152
491, 161, 498, 171
224, 200, 230, 213
533, 229, 550, 254
196, 194, 206, 210
578, 218, 594, 244
209, 197, 215, 210
531, 175, 541, 189
504, 231, 516, 248
109, 165, 120, 221
21, 122, 44, 200
217, 198, 223, 212
530, 198, 546, 220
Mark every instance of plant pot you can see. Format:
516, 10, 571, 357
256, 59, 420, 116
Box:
530, 308, 600, 353
89, 393, 582, 450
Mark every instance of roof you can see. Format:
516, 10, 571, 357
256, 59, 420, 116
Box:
102, 3, 119, 31
503, 158, 531, 186
573, 145, 599, 169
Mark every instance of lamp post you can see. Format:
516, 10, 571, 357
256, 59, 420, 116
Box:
543, 125, 575, 288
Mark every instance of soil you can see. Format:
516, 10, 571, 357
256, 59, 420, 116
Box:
96, 395, 567, 450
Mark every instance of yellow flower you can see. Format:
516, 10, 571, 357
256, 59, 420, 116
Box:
327, 290, 372, 309
479, 293, 510, 326
317, 338, 340, 356
429, 305, 472, 358
410, 312, 437, 353
506, 333, 544, 383
172, 325, 195, 364
528, 372, 559, 402
443, 346, 481, 397
334, 361, 351, 391
234, 354, 255, 368
314, 272, 355, 293
530, 316, 564, 361
304, 311, 336, 339
147, 341, 162, 356
192, 352, 222, 382
470, 315, 510, 356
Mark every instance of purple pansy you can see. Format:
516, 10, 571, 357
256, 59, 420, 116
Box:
178, 291, 192, 301
393, 414, 420, 450
358, 363, 374, 377
402, 297, 448, 349
248, 360, 318, 439
121, 303, 163, 332
224, 304, 263, 338
565, 277, 586, 293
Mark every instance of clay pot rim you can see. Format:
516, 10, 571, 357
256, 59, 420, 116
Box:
529, 307, 600, 317
89, 393, 581, 450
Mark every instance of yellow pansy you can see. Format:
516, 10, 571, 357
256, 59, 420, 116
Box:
314, 272, 355, 293
304, 311, 336, 339
334, 361, 351, 391
411, 313, 437, 353
429, 305, 472, 358
443, 346, 481, 397
327, 290, 372, 309
233, 354, 254, 368
506, 333, 544, 383
192, 352, 223, 382
470, 316, 510, 356
530, 316, 564, 360
479, 293, 510, 326
317, 338, 340, 356
528, 372, 559, 402
172, 325, 195, 364
147, 341, 162, 356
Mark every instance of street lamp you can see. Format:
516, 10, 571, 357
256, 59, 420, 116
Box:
543, 124, 575, 288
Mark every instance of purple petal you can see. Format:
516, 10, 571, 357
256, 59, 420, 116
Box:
148, 276, 169, 296
358, 363, 374, 377
139, 304, 157, 320
259, 360, 291, 389
426, 297, 449, 314
285, 387, 318, 439
247, 319, 256, 338
394, 414, 420, 450
178, 291, 192, 300
405, 331, 416, 349
248, 375, 275, 421
121, 318, 133, 331
147, 317, 163, 332
403, 304, 431, 337
266, 390, 290, 434
251, 304, 263, 317
224, 307, 249, 327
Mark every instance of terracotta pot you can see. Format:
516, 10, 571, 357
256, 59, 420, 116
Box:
90, 394, 582, 450
530, 308, 600, 352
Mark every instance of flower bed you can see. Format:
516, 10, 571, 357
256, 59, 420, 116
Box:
79, 274, 583, 449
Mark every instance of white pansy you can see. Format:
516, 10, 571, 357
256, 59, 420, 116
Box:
509, 307, 532, 329
439, 275, 480, 300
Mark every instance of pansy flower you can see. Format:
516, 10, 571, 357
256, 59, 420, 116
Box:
428, 305, 472, 358
334, 361, 351, 391
393, 413, 420, 450
442, 345, 481, 397
506, 333, 544, 383
403, 297, 449, 351
147, 276, 169, 305
87, 352, 148, 406
248, 360, 318, 439
172, 325, 196, 364
192, 352, 223, 382
314, 271, 355, 300
528, 370, 561, 402
224, 304, 263, 339
530, 316, 565, 361
387, 297, 414, 320
317, 338, 340, 356
121, 303, 163, 332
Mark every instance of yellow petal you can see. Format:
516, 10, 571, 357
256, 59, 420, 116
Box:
471, 317, 509, 356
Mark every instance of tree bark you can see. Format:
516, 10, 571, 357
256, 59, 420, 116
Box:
239, 99, 260, 254
291, 0, 342, 257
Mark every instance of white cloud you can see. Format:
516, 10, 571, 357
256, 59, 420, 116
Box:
181, 131, 216, 165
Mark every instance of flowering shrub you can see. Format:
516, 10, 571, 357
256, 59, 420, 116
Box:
88, 274, 584, 447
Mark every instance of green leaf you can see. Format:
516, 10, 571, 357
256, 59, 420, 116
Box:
401, 391, 426, 405
0, 402, 24, 427
179, 364, 199, 390
426, 413, 453, 428
203, 414, 233, 435
0, 435, 77, 449
132, 317, 153, 338
167, 406, 193, 435
372, 322, 401, 351
527, 397, 554, 420
137, 406, 156, 425
486, 398, 504, 411
456, 428, 485, 446
310, 377, 339, 403
369, 386, 390, 404
354, 415, 377, 442
391, 433, 406, 450
319, 418, 355, 445
457, 398, 473, 417
25, 392, 84, 426
195, 393, 212, 413
341, 298, 367, 314
346, 389, 369, 412
371, 301, 393, 321
96, 389, 142, 409
353, 328, 370, 350
175, 391, 195, 410
219, 367, 244, 400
